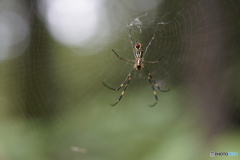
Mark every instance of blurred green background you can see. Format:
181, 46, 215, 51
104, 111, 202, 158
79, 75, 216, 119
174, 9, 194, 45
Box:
0, 0, 240, 159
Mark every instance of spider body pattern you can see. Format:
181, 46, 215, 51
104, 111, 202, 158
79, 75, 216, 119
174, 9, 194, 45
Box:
103, 24, 168, 107
133, 43, 144, 70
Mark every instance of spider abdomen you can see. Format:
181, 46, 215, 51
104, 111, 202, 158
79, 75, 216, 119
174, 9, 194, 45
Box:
134, 58, 144, 70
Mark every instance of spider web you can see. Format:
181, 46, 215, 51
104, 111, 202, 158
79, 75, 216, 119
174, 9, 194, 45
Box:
1, 0, 240, 159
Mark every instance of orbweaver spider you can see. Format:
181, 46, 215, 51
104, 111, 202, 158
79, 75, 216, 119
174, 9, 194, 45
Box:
103, 24, 169, 107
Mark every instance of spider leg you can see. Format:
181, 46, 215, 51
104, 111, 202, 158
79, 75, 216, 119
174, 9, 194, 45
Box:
144, 67, 169, 92
143, 36, 155, 57
143, 23, 160, 57
143, 23, 163, 57
151, 79, 169, 92
112, 49, 135, 62
128, 26, 137, 58
103, 72, 131, 91
128, 27, 134, 48
144, 67, 158, 107
111, 70, 134, 106
145, 55, 164, 64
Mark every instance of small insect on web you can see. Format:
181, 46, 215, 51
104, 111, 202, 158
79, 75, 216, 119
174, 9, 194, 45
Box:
103, 22, 169, 107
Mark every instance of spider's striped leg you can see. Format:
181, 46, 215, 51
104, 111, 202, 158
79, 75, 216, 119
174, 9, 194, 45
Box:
151, 79, 169, 92
102, 70, 133, 91
145, 64, 169, 92
111, 70, 134, 106
143, 35, 155, 57
144, 67, 159, 107
143, 23, 160, 57
128, 27, 136, 57
103, 79, 127, 91
145, 55, 164, 64
129, 27, 134, 48
111, 49, 135, 62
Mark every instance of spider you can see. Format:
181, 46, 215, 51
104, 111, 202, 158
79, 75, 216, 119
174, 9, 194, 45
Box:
103, 24, 169, 107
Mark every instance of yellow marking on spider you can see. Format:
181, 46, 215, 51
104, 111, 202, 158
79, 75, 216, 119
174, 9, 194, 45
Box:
121, 91, 125, 95
120, 84, 124, 87
153, 91, 157, 95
